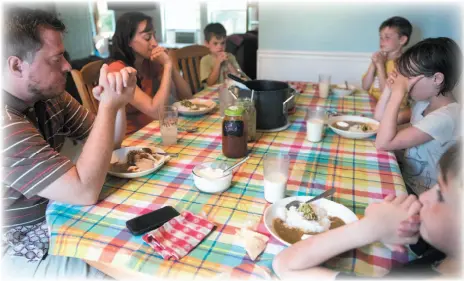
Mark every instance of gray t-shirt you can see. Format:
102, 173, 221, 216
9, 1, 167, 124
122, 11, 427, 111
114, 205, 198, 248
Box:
399, 101, 460, 195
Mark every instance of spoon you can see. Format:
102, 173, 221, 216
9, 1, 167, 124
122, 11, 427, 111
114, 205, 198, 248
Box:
285, 187, 336, 210
326, 109, 340, 117
222, 155, 250, 174
178, 125, 199, 133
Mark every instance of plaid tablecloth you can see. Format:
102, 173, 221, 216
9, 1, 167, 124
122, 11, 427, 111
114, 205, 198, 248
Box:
46, 82, 415, 279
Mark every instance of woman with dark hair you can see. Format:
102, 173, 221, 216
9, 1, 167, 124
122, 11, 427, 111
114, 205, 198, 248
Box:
108, 12, 192, 135
374, 37, 461, 196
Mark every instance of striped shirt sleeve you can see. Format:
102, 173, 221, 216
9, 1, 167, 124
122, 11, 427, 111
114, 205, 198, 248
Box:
2, 114, 74, 199
61, 92, 95, 140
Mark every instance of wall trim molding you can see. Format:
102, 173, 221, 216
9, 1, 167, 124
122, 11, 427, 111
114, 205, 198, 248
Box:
257, 50, 372, 86
258, 50, 372, 59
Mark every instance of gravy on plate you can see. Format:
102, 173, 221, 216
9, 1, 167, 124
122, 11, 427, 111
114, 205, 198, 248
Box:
272, 216, 346, 244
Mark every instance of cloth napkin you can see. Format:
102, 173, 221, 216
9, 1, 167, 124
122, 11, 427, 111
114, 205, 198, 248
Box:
142, 211, 215, 260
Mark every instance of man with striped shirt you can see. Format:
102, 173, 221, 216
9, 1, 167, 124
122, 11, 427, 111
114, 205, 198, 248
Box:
2, 7, 137, 279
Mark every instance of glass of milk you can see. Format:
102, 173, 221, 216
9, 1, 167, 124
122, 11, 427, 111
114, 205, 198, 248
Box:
306, 107, 328, 142
318, 74, 331, 98
159, 106, 178, 146
263, 153, 290, 203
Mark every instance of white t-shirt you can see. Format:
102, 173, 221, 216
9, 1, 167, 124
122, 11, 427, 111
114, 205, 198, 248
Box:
399, 100, 461, 195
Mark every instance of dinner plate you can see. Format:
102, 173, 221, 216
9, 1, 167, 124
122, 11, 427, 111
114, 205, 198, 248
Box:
263, 196, 359, 246
108, 146, 170, 179
328, 115, 379, 139
173, 98, 217, 116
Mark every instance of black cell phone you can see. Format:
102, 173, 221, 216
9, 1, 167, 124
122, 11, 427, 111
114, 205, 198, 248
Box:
126, 206, 180, 235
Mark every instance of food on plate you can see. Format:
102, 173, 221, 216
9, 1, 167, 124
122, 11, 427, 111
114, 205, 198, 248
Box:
110, 148, 165, 173
272, 203, 345, 244
237, 227, 269, 261
298, 202, 318, 220
179, 100, 209, 111
332, 121, 377, 133
335, 121, 349, 128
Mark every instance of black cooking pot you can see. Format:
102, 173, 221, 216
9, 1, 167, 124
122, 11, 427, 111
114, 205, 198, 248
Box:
228, 74, 296, 130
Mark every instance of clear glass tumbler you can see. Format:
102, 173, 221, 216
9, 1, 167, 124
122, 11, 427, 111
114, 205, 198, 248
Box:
263, 153, 290, 203
159, 106, 178, 146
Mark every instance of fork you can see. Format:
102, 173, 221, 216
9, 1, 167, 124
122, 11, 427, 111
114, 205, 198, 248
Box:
285, 188, 336, 210
178, 125, 198, 133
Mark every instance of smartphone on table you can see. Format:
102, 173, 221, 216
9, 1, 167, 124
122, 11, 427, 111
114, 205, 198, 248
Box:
126, 206, 180, 235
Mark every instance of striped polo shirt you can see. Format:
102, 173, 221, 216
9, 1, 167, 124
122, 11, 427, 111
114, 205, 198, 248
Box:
1, 90, 95, 230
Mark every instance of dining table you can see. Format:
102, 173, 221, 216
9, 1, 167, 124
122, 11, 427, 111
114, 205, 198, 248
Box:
46, 81, 416, 279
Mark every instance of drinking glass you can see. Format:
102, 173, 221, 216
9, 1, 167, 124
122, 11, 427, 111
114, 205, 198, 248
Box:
159, 106, 178, 146
319, 74, 331, 98
263, 153, 290, 203
305, 107, 328, 142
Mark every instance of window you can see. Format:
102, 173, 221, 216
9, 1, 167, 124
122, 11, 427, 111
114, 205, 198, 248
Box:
161, 0, 249, 45
162, 2, 201, 44
92, 0, 116, 38
98, 10, 116, 38
207, 0, 247, 35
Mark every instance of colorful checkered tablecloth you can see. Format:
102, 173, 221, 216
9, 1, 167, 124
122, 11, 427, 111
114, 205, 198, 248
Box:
46, 82, 415, 279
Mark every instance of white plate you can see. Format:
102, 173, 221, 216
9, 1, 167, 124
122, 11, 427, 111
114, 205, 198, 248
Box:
173, 98, 217, 116
263, 196, 359, 246
328, 115, 379, 139
108, 146, 170, 179
331, 84, 356, 97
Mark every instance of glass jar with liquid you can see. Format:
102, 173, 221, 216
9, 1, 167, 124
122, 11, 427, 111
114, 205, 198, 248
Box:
222, 105, 248, 158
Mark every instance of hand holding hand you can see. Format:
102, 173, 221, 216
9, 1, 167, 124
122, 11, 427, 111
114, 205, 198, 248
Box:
385, 204, 421, 253
92, 64, 137, 110
150, 47, 171, 66
215, 52, 228, 65
372, 51, 387, 66
387, 70, 424, 99
364, 194, 421, 247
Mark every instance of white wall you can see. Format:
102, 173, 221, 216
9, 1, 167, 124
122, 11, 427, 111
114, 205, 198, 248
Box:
257, 50, 370, 86
257, 2, 462, 84
259, 2, 461, 52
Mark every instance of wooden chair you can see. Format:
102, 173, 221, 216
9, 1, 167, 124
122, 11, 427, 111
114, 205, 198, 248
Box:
169, 45, 210, 94
70, 60, 104, 114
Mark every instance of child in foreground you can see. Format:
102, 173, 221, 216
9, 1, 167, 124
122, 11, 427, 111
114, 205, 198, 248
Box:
273, 142, 461, 279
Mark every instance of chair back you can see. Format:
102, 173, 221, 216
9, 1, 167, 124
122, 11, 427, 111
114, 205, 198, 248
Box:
70, 60, 104, 114
169, 45, 210, 94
